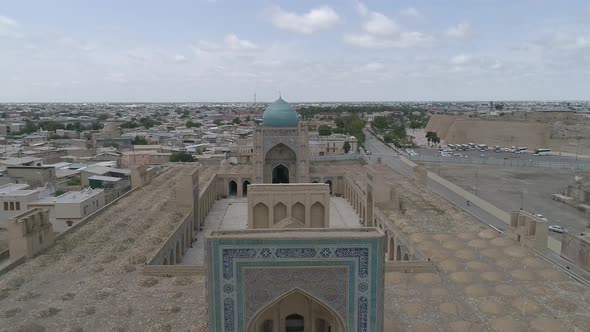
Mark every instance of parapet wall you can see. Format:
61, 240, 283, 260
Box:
248, 184, 331, 228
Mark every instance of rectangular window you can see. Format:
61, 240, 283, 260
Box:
3, 202, 8, 210
15, 202, 20, 210
9, 202, 14, 211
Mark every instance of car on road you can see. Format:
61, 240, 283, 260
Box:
548, 225, 565, 233
533, 213, 547, 221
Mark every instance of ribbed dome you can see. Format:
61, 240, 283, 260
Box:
262, 98, 299, 127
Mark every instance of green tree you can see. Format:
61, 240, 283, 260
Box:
186, 120, 201, 128
139, 117, 160, 129
213, 119, 223, 126
425, 131, 439, 146
343, 141, 351, 153
90, 121, 103, 130
120, 121, 139, 129
245, 115, 251, 122
97, 113, 110, 121
318, 125, 332, 136
22, 120, 39, 134
170, 151, 195, 162
132, 136, 148, 145
232, 117, 241, 125
54, 190, 66, 197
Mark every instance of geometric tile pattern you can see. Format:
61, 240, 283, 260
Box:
207, 237, 385, 332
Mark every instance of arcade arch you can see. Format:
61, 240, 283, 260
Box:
228, 180, 237, 197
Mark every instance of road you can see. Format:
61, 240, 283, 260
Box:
365, 130, 590, 284
364, 131, 508, 231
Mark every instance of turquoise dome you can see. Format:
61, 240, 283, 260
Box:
262, 98, 299, 127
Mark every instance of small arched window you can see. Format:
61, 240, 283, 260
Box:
286, 314, 304, 332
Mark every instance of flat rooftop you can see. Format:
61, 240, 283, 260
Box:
48, 189, 103, 203
0, 184, 29, 194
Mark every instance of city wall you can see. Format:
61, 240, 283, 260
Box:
426, 114, 590, 155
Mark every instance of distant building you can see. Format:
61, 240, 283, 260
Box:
6, 165, 56, 187
309, 133, 358, 156
0, 123, 24, 136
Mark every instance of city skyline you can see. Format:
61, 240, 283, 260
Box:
1, 0, 589, 102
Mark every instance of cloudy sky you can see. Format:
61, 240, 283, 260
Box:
1, 0, 589, 102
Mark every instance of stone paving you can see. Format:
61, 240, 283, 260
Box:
385, 229, 590, 332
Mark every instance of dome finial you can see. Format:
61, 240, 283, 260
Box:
278, 89, 281, 99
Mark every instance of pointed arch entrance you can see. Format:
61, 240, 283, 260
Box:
272, 164, 290, 184
228, 180, 237, 197
243, 180, 251, 196
265, 143, 296, 183
248, 289, 345, 332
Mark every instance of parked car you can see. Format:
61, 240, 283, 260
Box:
548, 225, 565, 233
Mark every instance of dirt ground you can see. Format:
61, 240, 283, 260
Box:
421, 162, 590, 236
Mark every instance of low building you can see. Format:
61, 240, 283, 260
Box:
0, 156, 43, 167
30, 188, 105, 232
119, 151, 171, 168
6, 165, 56, 187
80, 165, 131, 187
0, 123, 24, 136
309, 134, 358, 156
0, 184, 40, 226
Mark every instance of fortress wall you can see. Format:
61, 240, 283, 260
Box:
427, 114, 590, 154
427, 115, 550, 149
424, 114, 460, 139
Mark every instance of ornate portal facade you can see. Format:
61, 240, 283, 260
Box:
252, 98, 310, 184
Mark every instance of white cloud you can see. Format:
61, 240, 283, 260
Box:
445, 23, 474, 38
270, 6, 340, 34
574, 36, 590, 48
450, 54, 472, 65
0, 15, 17, 27
355, 2, 369, 16
194, 34, 258, 53
345, 3, 432, 49
174, 54, 188, 63
0, 15, 22, 38
358, 62, 384, 72
363, 12, 398, 36
223, 34, 257, 50
400, 7, 420, 18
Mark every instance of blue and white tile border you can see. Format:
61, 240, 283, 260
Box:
207, 237, 384, 332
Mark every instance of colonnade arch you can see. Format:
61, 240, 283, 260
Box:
243, 180, 250, 196
228, 180, 238, 197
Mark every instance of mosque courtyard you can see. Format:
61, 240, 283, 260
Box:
180, 196, 361, 266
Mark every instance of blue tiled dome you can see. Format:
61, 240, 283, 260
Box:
262, 98, 299, 127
